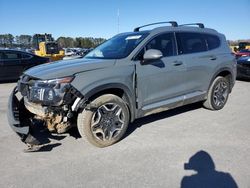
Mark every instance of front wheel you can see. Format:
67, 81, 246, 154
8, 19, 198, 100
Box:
77, 94, 130, 147
203, 76, 230, 110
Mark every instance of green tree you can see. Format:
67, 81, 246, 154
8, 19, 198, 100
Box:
19, 35, 32, 48
0, 34, 14, 48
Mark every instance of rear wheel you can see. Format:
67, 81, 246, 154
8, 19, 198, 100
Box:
77, 94, 130, 147
203, 76, 230, 110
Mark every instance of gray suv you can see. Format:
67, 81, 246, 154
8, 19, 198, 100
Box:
8, 21, 236, 148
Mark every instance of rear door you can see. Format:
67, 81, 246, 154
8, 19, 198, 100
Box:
135, 33, 187, 110
1, 51, 22, 80
175, 32, 214, 96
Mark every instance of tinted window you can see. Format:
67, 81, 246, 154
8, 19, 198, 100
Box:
176, 32, 207, 54
204, 34, 220, 50
3, 52, 20, 59
22, 53, 32, 59
145, 33, 176, 57
134, 33, 176, 61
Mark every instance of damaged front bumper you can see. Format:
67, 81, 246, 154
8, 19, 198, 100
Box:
7, 87, 40, 145
7, 75, 86, 147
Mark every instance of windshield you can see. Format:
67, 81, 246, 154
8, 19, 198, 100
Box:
85, 33, 148, 59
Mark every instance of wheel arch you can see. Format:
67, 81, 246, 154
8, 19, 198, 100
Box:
83, 83, 136, 122
209, 68, 234, 93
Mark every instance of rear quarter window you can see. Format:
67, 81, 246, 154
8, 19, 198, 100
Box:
22, 53, 32, 59
204, 34, 220, 50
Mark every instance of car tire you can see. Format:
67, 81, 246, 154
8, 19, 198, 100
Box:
77, 94, 130, 147
203, 76, 230, 110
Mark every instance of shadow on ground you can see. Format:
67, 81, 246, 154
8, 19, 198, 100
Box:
236, 77, 250, 82
125, 102, 202, 138
181, 150, 238, 188
29, 122, 80, 152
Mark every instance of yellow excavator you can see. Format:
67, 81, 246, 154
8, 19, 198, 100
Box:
33, 33, 64, 61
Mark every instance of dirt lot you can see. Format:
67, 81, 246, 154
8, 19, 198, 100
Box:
0, 81, 249, 188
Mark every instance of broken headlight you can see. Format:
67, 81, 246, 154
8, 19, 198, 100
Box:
28, 76, 74, 105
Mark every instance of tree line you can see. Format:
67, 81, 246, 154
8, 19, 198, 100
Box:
57, 37, 106, 48
1, 33, 249, 49
0, 34, 106, 49
227, 39, 250, 46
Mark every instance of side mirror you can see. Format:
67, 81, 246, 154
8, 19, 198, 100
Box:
142, 49, 163, 65
143, 49, 163, 64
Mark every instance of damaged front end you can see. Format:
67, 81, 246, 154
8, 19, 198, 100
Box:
7, 75, 85, 148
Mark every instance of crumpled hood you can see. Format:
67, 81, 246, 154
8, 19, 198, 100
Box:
24, 58, 116, 79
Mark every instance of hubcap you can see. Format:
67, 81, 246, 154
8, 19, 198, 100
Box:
213, 81, 228, 107
91, 103, 125, 141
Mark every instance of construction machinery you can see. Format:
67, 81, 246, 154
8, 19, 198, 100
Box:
33, 34, 64, 61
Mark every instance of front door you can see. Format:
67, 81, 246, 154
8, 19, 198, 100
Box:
135, 33, 187, 111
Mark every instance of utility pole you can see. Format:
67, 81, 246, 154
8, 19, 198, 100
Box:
117, 8, 120, 34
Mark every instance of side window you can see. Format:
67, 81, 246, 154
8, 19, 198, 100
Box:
22, 53, 32, 59
145, 33, 176, 57
3, 52, 20, 60
176, 32, 207, 54
204, 34, 220, 50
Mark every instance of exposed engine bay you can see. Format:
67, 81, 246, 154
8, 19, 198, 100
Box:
8, 75, 86, 150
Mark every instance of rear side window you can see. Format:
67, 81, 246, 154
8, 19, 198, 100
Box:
176, 32, 207, 54
3, 52, 20, 59
22, 53, 32, 59
204, 34, 220, 50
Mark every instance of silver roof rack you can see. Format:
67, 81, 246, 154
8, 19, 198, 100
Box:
179, 23, 205, 28
134, 21, 178, 32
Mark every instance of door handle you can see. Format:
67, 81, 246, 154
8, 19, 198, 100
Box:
172, 61, 183, 66
209, 56, 217, 60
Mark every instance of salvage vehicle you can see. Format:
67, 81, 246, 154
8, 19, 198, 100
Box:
8, 21, 236, 150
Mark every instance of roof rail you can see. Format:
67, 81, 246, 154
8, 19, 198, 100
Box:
179, 23, 205, 28
134, 21, 178, 32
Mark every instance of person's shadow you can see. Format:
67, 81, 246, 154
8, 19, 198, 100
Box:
181, 150, 238, 188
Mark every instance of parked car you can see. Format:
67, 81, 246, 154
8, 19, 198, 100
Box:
63, 55, 83, 60
8, 21, 236, 150
0, 49, 49, 81
235, 49, 250, 59
64, 48, 75, 56
236, 56, 250, 80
